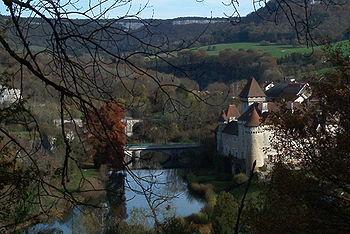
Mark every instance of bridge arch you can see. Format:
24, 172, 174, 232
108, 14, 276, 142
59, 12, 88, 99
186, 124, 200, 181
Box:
131, 121, 144, 136
124, 143, 202, 169
137, 151, 173, 168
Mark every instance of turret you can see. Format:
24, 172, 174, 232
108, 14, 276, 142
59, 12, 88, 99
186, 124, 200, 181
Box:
245, 107, 265, 172
225, 104, 240, 122
239, 77, 266, 112
216, 104, 240, 154
238, 103, 266, 173
218, 104, 240, 124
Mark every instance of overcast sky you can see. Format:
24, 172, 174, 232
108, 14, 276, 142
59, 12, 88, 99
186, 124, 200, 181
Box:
0, 0, 257, 19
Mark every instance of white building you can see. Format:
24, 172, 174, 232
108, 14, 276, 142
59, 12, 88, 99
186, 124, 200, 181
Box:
216, 77, 310, 174
0, 85, 21, 105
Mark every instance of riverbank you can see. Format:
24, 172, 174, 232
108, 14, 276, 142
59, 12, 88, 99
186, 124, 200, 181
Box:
23, 167, 264, 234
18, 168, 106, 233
173, 168, 265, 233
25, 169, 207, 233
186, 169, 264, 200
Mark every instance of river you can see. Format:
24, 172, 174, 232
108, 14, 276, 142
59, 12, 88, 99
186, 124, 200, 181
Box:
26, 169, 205, 233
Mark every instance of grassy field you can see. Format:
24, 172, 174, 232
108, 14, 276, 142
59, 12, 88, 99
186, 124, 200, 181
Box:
192, 40, 349, 58
67, 168, 101, 192
193, 42, 313, 58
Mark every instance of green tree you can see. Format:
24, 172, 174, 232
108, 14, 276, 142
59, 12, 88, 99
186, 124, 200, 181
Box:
246, 43, 350, 233
212, 192, 239, 234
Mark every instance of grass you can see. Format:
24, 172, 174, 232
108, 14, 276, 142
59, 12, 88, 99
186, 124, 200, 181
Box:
192, 40, 349, 58
67, 168, 100, 192
187, 170, 263, 202
229, 177, 263, 201
193, 42, 313, 58
187, 171, 236, 192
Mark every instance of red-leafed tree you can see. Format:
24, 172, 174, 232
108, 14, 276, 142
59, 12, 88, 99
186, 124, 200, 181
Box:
86, 102, 126, 171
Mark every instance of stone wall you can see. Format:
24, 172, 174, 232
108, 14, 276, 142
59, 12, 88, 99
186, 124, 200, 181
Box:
222, 133, 239, 157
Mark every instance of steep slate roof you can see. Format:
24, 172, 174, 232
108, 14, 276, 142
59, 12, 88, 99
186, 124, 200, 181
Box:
266, 82, 306, 100
225, 104, 240, 119
239, 77, 266, 98
222, 121, 239, 135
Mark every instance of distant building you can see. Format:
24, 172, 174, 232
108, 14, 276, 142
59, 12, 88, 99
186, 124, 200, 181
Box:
123, 117, 142, 137
0, 85, 21, 105
265, 81, 311, 103
53, 119, 83, 128
216, 77, 311, 174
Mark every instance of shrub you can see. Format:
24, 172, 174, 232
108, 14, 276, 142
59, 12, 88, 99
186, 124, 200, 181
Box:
212, 192, 238, 234
190, 182, 213, 195
189, 182, 216, 207
109, 221, 150, 234
160, 217, 194, 234
186, 212, 210, 225
259, 40, 271, 46
233, 173, 249, 185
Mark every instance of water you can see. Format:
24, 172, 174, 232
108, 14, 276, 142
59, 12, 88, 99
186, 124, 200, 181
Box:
123, 169, 204, 224
27, 169, 205, 233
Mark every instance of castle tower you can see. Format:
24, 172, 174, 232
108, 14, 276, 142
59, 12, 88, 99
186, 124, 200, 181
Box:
216, 104, 240, 154
239, 77, 266, 112
243, 105, 265, 173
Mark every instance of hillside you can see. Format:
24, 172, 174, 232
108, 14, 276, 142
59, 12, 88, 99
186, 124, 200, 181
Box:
1, 1, 349, 54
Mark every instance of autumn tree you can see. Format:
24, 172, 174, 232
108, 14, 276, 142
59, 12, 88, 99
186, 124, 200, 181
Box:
86, 102, 126, 170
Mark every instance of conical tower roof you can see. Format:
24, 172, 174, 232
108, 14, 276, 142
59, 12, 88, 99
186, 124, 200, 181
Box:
226, 104, 240, 119
239, 77, 266, 98
245, 107, 262, 127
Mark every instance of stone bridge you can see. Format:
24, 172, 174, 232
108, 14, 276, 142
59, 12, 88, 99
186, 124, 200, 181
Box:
124, 143, 202, 168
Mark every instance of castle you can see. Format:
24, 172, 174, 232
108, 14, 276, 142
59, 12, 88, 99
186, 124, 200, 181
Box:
216, 77, 311, 174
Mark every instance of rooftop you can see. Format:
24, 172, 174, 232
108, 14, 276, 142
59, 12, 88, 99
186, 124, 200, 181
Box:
246, 108, 261, 127
239, 77, 266, 99
266, 82, 306, 100
219, 104, 241, 122
226, 104, 240, 119
237, 102, 264, 127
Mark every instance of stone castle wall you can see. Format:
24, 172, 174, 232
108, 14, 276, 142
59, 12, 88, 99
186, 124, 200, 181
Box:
218, 121, 275, 174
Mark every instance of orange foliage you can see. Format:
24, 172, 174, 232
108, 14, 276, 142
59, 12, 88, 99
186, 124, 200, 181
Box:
87, 102, 126, 170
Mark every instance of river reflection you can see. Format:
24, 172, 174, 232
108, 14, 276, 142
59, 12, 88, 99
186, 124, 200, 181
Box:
122, 169, 204, 225
27, 169, 205, 233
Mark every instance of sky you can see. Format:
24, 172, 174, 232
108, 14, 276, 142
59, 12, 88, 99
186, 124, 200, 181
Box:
135, 0, 256, 19
0, 0, 257, 19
